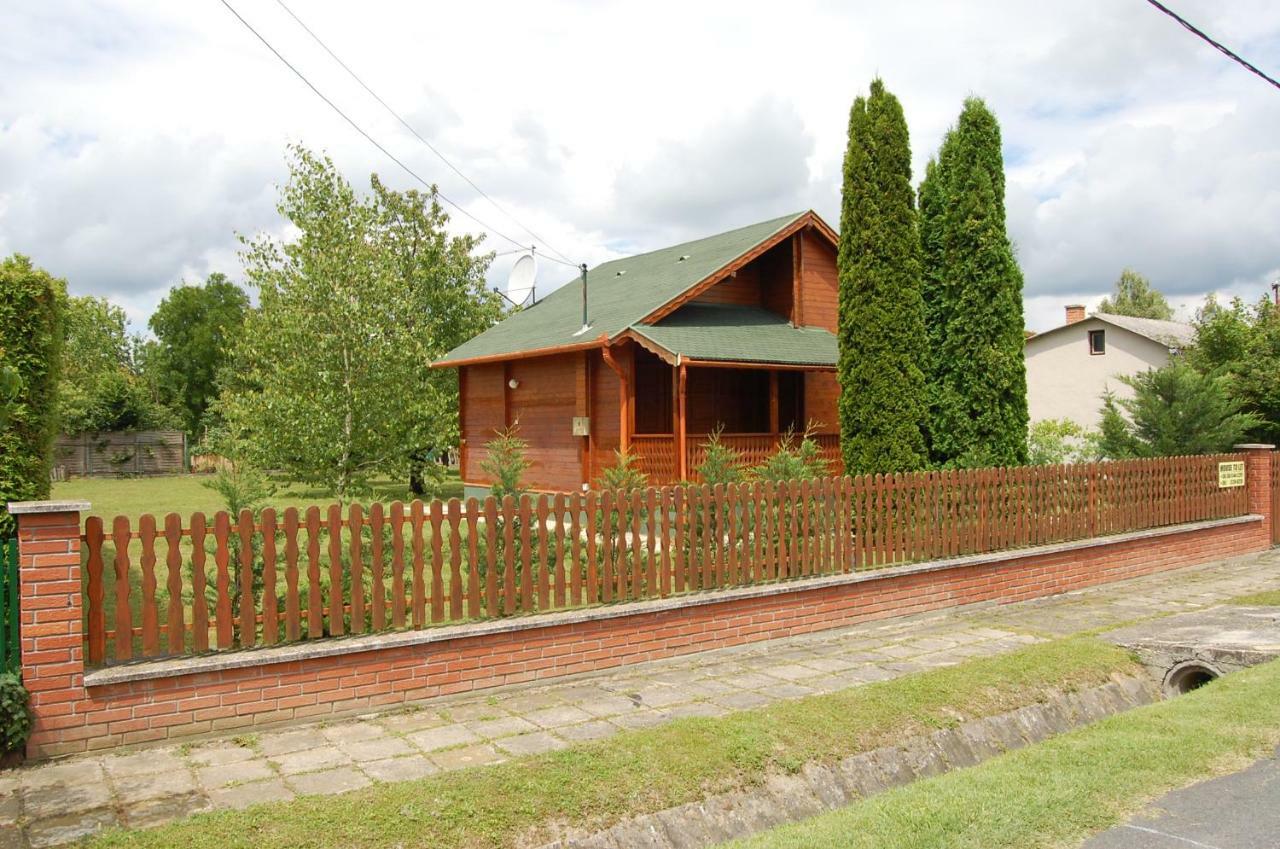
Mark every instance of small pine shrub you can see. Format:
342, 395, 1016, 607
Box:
595, 449, 648, 492
0, 674, 31, 754
480, 424, 530, 500
694, 426, 744, 486
752, 423, 829, 482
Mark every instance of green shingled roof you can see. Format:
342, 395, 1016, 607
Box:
631, 304, 837, 366
437, 211, 810, 365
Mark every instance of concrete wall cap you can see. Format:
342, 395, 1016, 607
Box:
1233, 444, 1276, 450
6, 500, 91, 515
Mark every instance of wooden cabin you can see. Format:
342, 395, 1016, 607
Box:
435, 211, 843, 497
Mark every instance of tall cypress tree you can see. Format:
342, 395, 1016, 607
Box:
837, 79, 929, 474
925, 98, 1028, 467
917, 157, 946, 457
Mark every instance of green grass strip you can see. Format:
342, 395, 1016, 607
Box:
1227, 589, 1280, 606
724, 657, 1280, 849
86, 638, 1135, 849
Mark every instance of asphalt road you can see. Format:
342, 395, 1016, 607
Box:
1082, 747, 1280, 849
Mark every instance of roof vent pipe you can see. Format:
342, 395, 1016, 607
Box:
580, 262, 589, 333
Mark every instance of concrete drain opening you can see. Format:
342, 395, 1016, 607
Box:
1163, 661, 1221, 698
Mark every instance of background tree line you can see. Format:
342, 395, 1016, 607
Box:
0, 144, 507, 527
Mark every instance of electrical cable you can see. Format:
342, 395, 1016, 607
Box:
271, 0, 578, 265
1144, 0, 1280, 91
219, 0, 543, 254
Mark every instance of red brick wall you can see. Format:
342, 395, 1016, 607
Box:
16, 507, 1267, 760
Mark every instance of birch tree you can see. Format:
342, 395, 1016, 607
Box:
215, 146, 502, 495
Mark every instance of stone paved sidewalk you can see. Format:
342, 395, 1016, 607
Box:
6, 549, 1280, 848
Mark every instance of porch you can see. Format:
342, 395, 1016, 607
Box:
617, 330, 842, 483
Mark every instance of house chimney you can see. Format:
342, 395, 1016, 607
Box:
1065, 304, 1086, 325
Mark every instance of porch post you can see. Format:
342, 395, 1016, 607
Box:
677, 363, 688, 481
768, 370, 780, 435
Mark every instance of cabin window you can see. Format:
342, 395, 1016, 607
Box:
1088, 329, 1106, 355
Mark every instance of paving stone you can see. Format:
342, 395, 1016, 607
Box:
525, 704, 596, 728
103, 748, 186, 779
271, 745, 352, 776
0, 825, 20, 849
123, 791, 211, 828
406, 723, 479, 752
494, 732, 568, 756
114, 769, 197, 804
197, 758, 276, 789
341, 735, 416, 761
557, 720, 619, 743
0, 791, 18, 826
289, 766, 371, 797
186, 741, 259, 767
610, 710, 672, 730
24, 780, 112, 819
27, 808, 118, 849
321, 721, 386, 744
755, 682, 815, 699
575, 694, 642, 717
20, 760, 104, 791
467, 715, 538, 739
379, 708, 450, 733
205, 777, 295, 810
713, 691, 775, 711
430, 744, 505, 770
256, 728, 326, 757
498, 690, 564, 712
361, 756, 439, 783
443, 701, 508, 723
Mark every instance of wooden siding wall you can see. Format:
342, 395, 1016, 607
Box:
693, 263, 763, 307
506, 355, 581, 492
590, 349, 622, 483
797, 229, 838, 332
459, 363, 504, 483
761, 238, 795, 320
803, 372, 840, 432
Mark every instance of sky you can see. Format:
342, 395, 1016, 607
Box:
2, 0, 1279, 334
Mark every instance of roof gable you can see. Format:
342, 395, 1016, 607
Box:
436, 211, 833, 366
1025, 312, 1194, 353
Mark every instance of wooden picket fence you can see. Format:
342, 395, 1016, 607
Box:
81, 454, 1248, 667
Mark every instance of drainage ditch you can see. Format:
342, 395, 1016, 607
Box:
537, 605, 1280, 849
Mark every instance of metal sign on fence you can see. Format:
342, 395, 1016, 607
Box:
1218, 461, 1246, 488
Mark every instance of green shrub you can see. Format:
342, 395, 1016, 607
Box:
479, 425, 530, 500
0, 673, 31, 754
751, 424, 829, 482
0, 255, 66, 537
694, 426, 744, 486
595, 449, 648, 492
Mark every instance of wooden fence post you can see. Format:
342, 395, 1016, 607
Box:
7, 500, 90, 759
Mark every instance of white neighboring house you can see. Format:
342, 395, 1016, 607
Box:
1025, 305, 1195, 429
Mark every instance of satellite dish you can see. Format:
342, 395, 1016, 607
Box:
505, 253, 537, 307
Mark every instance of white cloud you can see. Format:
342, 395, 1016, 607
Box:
2, 0, 1279, 333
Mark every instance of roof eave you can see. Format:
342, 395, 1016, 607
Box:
431, 336, 607, 369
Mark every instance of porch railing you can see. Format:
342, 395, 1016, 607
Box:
632, 432, 842, 483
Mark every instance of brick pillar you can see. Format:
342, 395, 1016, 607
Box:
7, 500, 89, 759
1235, 445, 1274, 546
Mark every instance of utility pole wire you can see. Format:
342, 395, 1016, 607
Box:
1144, 0, 1280, 91
272, 0, 578, 266
219, 0, 541, 255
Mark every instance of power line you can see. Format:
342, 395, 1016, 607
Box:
1144, 0, 1280, 91
218, 0, 549, 257
272, 0, 577, 267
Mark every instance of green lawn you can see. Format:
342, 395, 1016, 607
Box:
53, 473, 464, 521
723, 658, 1280, 849
84, 637, 1137, 849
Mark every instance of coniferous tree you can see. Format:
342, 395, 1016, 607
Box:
836, 79, 929, 474
925, 98, 1029, 467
